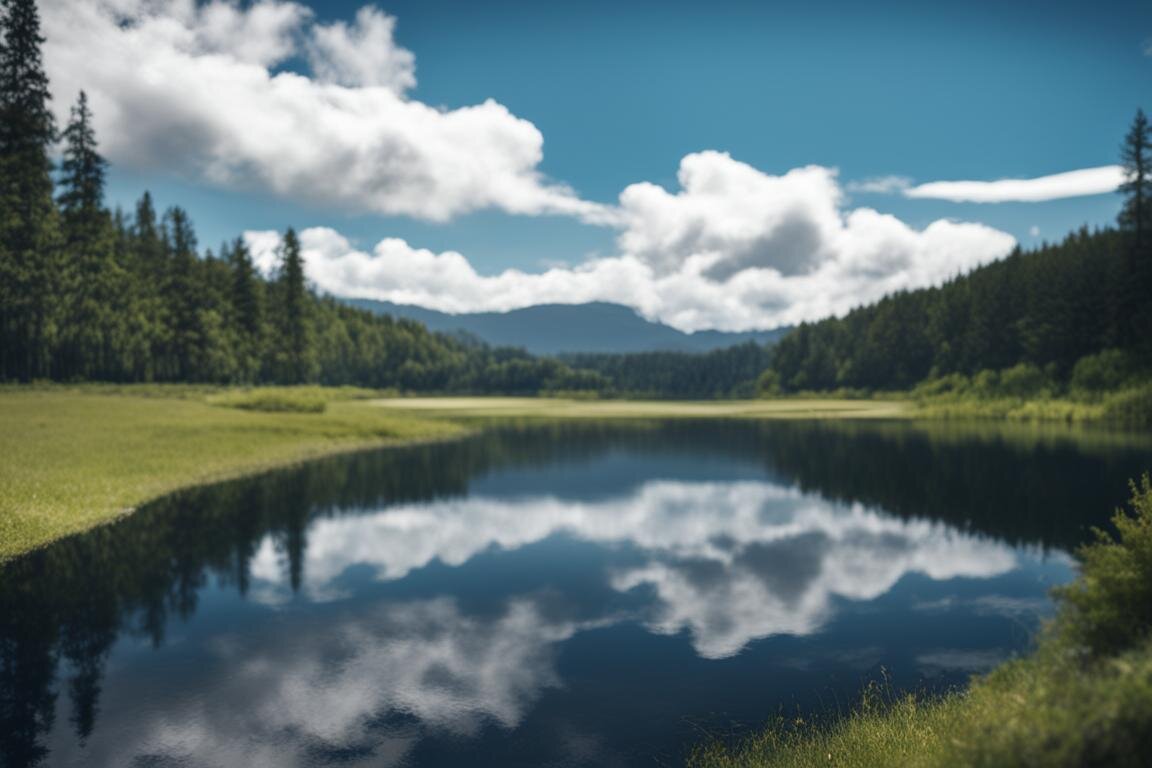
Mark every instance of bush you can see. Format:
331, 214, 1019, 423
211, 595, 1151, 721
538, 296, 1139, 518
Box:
757, 369, 782, 397
997, 362, 1050, 398
1071, 349, 1138, 395
969, 369, 999, 397
912, 373, 971, 398
1052, 474, 1152, 658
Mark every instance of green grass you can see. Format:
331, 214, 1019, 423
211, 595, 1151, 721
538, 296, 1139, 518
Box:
0, 390, 915, 562
690, 476, 1152, 768
206, 385, 385, 413
0, 385, 464, 561
367, 396, 913, 421
912, 386, 1152, 427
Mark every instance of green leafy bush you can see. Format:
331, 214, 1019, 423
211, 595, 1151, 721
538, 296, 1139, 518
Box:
997, 362, 1050, 398
1053, 474, 1152, 658
1071, 349, 1138, 395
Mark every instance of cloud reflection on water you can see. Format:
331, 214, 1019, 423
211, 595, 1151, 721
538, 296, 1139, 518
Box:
49, 479, 1022, 766
251, 479, 1017, 657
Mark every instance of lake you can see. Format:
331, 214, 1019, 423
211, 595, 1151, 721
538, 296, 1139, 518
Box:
2, 419, 1150, 767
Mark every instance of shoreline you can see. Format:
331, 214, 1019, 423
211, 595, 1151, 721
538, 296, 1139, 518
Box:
4, 386, 1141, 563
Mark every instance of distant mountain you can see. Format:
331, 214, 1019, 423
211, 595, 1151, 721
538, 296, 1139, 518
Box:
344, 299, 789, 355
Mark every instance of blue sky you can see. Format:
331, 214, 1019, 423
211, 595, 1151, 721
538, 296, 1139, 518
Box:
50, 0, 1152, 329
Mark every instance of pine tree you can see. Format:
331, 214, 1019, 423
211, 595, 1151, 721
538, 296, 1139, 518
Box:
1116, 109, 1152, 348
0, 0, 61, 381
229, 237, 264, 381
230, 237, 262, 338
164, 206, 203, 380
277, 228, 314, 383
1119, 109, 1152, 243
57, 92, 107, 244
54, 91, 126, 379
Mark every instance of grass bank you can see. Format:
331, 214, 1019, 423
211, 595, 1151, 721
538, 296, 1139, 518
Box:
367, 396, 912, 421
0, 389, 912, 562
690, 476, 1152, 768
0, 386, 463, 561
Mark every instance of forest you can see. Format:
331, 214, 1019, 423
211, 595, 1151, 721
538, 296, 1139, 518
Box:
2, 0, 1149, 399
761, 112, 1152, 397
0, 1, 610, 393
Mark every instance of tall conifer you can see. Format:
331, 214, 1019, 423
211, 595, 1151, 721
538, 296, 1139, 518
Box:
278, 228, 314, 383
0, 0, 60, 380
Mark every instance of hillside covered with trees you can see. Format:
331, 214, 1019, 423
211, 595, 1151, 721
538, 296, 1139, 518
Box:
0, 0, 605, 393
761, 113, 1152, 398
3, 0, 1148, 402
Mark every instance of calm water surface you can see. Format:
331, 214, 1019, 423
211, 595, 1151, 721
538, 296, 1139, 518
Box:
2, 420, 1150, 767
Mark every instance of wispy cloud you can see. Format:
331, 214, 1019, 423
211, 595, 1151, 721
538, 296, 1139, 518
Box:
846, 175, 912, 194
904, 165, 1125, 203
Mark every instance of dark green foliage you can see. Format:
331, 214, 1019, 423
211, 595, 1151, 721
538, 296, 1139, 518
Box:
56, 91, 105, 243
563, 342, 773, 398
52, 90, 125, 381
1119, 109, 1152, 244
766, 112, 1152, 395
1070, 349, 1139, 395
0, 0, 60, 381
1053, 475, 1152, 659
767, 227, 1149, 393
0, 5, 611, 393
272, 228, 315, 384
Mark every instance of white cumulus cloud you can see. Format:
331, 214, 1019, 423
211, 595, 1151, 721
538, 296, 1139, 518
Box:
904, 165, 1125, 203
248, 152, 1016, 331
41, 0, 610, 222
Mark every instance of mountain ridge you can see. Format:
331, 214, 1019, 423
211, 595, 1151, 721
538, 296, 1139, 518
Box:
343, 299, 789, 355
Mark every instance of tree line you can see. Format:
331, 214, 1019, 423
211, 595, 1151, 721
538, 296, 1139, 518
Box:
762, 113, 1152, 395
563, 342, 774, 399
0, 0, 605, 393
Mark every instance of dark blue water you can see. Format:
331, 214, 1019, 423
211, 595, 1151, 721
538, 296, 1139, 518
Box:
2, 420, 1149, 767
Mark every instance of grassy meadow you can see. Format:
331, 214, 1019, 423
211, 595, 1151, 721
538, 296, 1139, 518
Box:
0, 386, 465, 561
368, 395, 912, 420
0, 387, 914, 561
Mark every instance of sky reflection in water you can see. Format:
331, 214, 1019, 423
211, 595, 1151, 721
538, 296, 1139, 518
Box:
4, 420, 1147, 767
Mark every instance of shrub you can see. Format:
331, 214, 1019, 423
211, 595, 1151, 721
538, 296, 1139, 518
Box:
757, 369, 782, 397
912, 373, 971, 398
1071, 349, 1138, 395
969, 369, 999, 397
997, 362, 1049, 398
1052, 474, 1152, 658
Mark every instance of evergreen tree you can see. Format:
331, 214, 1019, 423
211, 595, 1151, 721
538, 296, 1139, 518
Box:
276, 228, 315, 383
229, 236, 263, 381
0, 0, 60, 381
1119, 109, 1152, 243
164, 206, 203, 380
54, 91, 126, 379
230, 237, 262, 338
1116, 109, 1152, 348
57, 92, 107, 244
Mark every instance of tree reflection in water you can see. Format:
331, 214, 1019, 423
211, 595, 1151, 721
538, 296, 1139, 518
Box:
1, 420, 1147, 766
